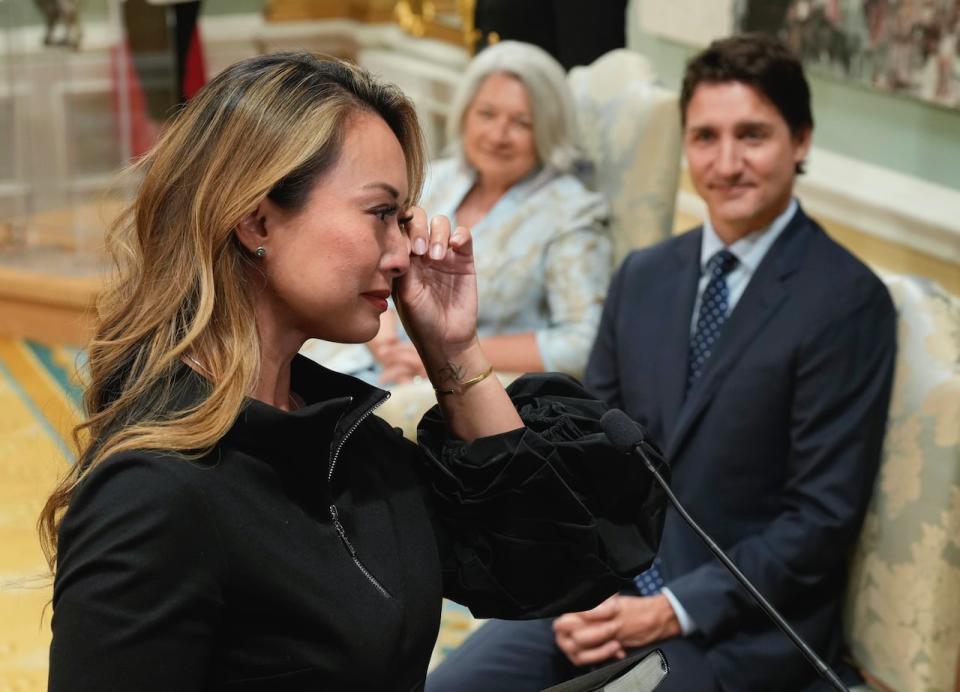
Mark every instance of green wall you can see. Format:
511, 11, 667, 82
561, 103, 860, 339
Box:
3, 0, 266, 26
626, 1, 960, 192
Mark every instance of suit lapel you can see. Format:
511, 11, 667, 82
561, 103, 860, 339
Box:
654, 230, 702, 442
665, 209, 814, 461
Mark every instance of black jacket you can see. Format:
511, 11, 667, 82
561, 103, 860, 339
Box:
49, 357, 667, 691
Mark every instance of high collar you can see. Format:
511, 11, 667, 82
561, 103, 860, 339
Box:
190, 355, 390, 468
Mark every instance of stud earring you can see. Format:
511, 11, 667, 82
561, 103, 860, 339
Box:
255, 246, 266, 258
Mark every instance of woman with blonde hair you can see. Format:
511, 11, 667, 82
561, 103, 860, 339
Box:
41, 52, 664, 691
367, 40, 612, 384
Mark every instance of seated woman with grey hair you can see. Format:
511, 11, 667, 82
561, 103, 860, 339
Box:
368, 40, 612, 383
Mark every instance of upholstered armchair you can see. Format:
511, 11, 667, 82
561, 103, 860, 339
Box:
567, 49, 681, 264
845, 274, 960, 692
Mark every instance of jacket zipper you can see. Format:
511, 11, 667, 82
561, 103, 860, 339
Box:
327, 393, 392, 598
329, 504, 391, 598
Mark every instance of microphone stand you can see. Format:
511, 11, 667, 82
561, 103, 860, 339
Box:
633, 439, 849, 692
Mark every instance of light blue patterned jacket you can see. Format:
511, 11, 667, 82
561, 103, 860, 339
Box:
420, 158, 612, 377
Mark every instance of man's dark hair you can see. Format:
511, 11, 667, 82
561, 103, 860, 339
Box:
680, 33, 813, 172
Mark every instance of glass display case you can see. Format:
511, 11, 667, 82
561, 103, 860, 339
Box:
0, 0, 132, 276
0, 0, 211, 272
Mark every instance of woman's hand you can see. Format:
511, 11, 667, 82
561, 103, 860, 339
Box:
394, 208, 479, 368
377, 342, 428, 385
394, 207, 521, 440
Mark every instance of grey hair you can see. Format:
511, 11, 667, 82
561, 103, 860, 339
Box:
445, 41, 581, 173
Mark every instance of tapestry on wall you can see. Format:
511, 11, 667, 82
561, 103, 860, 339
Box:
736, 0, 960, 110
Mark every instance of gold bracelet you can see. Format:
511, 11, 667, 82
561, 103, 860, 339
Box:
434, 364, 494, 396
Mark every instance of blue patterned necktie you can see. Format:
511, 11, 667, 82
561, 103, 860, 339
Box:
634, 251, 739, 597
687, 249, 739, 393
634, 557, 665, 596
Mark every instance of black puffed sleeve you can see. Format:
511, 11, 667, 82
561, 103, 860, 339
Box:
416, 373, 668, 619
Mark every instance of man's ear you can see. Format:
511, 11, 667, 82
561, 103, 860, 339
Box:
792, 126, 813, 166
234, 203, 269, 256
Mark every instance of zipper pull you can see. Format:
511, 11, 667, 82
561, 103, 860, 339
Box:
329, 504, 357, 557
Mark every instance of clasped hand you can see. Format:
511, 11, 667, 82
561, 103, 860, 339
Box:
379, 207, 480, 381
552, 594, 682, 667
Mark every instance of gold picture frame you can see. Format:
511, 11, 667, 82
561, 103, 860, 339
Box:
393, 0, 480, 52
264, 0, 397, 24
263, 1, 479, 51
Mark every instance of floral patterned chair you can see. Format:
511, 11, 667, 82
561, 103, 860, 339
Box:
845, 273, 960, 692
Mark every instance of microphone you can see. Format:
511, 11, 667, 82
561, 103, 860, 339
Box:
600, 409, 849, 692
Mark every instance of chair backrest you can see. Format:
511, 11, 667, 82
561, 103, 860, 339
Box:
567, 49, 683, 264
844, 273, 960, 692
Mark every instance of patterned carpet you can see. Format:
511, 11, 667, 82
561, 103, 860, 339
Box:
0, 338, 83, 692
0, 337, 475, 688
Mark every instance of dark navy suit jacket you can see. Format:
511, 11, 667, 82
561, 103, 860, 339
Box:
584, 206, 896, 691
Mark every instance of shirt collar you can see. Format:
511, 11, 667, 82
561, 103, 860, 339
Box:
700, 198, 798, 274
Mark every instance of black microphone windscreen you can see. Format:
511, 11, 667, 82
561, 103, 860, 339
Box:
600, 409, 645, 455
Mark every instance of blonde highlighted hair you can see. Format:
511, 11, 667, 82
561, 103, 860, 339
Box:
39, 53, 425, 569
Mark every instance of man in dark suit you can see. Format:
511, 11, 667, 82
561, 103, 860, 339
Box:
427, 34, 896, 692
